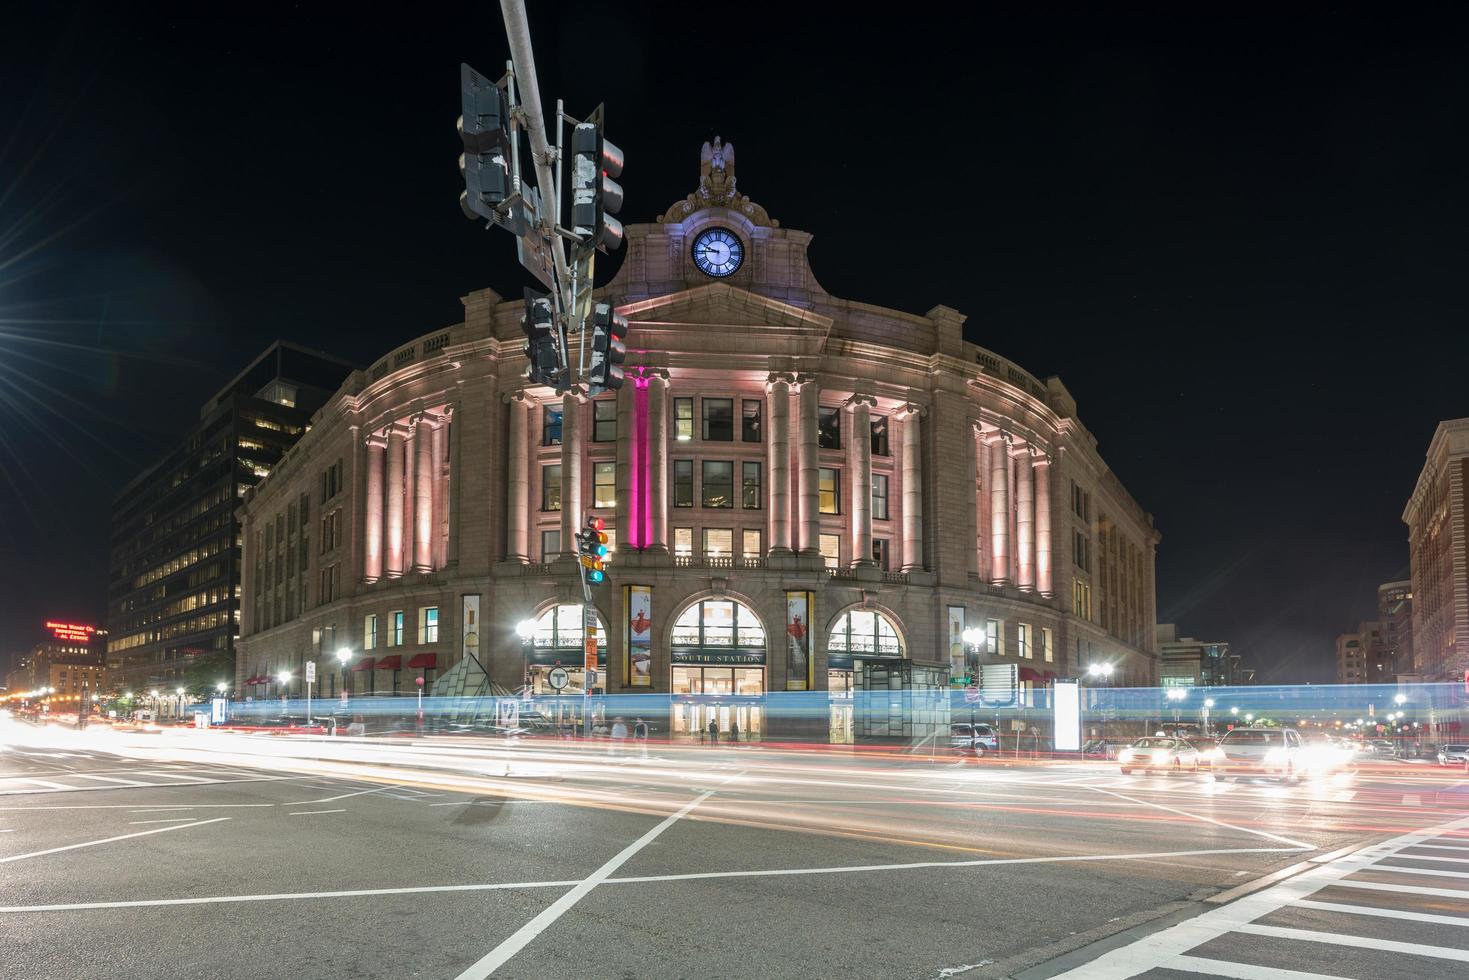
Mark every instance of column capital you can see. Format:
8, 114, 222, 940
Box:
561, 385, 589, 405
1031, 449, 1052, 467
764, 371, 797, 390
1008, 435, 1031, 458
792, 372, 819, 390
843, 393, 878, 410
976, 421, 1009, 446
365, 431, 388, 450
896, 402, 927, 419
385, 420, 413, 439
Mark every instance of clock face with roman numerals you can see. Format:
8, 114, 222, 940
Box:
692, 227, 744, 277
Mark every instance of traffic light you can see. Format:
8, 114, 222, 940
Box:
577, 516, 609, 584
570, 121, 625, 253
521, 289, 562, 387
458, 63, 511, 220
587, 302, 628, 393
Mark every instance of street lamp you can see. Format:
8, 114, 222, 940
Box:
1394, 693, 1406, 706
216, 682, 228, 694
1165, 687, 1188, 728
1245, 713, 1254, 723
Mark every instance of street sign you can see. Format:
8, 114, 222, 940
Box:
547, 666, 570, 691
963, 685, 981, 704
584, 636, 598, 672
585, 670, 597, 688
979, 663, 1019, 706
305, 662, 316, 683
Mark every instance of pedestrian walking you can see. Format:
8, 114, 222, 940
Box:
609, 716, 628, 756
729, 719, 740, 743
634, 717, 649, 757
707, 717, 719, 744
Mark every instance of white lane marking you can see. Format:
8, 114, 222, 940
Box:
0, 878, 583, 913
1293, 898, 1469, 927
286, 786, 392, 805
0, 803, 275, 811
1087, 784, 1314, 849
1353, 863, 1469, 880
0, 829, 14, 833
1235, 922, 1469, 961
0, 817, 231, 865
130, 808, 196, 813
72, 774, 150, 786
1386, 852, 1469, 865
13, 779, 68, 790
452, 788, 719, 980
1330, 878, 1469, 899
128, 819, 198, 825
287, 809, 346, 816
1402, 794, 1423, 807
1045, 813, 1469, 979
1417, 841, 1469, 851
1166, 955, 1347, 979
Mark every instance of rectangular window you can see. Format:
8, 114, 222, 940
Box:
871, 416, 889, 457
818, 406, 841, 449
592, 400, 616, 442
541, 529, 561, 559
1018, 623, 1031, 659
1074, 531, 1089, 571
818, 533, 841, 571
674, 398, 693, 442
871, 474, 889, 521
364, 614, 378, 651
819, 467, 840, 514
594, 462, 616, 509
703, 528, 733, 557
742, 461, 762, 509
421, 607, 439, 644
986, 619, 1001, 656
542, 464, 562, 511
703, 398, 734, 441
542, 407, 563, 446
390, 611, 404, 646
702, 460, 734, 508
1073, 579, 1092, 619
742, 400, 762, 442
742, 529, 762, 559
674, 527, 693, 556
872, 538, 889, 570
673, 460, 694, 507
1040, 627, 1053, 663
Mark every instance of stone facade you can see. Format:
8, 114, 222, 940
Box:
1403, 419, 1469, 685
235, 145, 1161, 735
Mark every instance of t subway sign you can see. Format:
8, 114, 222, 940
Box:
46, 621, 96, 642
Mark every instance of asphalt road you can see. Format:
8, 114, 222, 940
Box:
1, 718, 1465, 980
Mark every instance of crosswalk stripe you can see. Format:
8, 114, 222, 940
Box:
1234, 922, 1469, 961
1331, 878, 1469, 899
1167, 954, 1348, 979
72, 775, 150, 786
1292, 898, 1469, 927
1387, 852, 1469, 865
1356, 863, 1469, 880
1410, 843, 1469, 852
14, 779, 67, 789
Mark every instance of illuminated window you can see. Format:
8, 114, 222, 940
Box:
871, 416, 889, 457
542, 465, 562, 511
819, 533, 841, 570
742, 462, 761, 509
872, 539, 889, 570
986, 619, 1001, 655
742, 400, 762, 442
672, 599, 765, 648
819, 468, 840, 514
593, 462, 616, 509
364, 614, 378, 651
390, 611, 404, 646
871, 474, 889, 520
542, 407, 563, 446
674, 398, 693, 442
742, 529, 762, 558
703, 528, 733, 557
592, 400, 617, 442
1040, 627, 1053, 663
1018, 623, 1031, 659
421, 607, 439, 644
674, 527, 693, 556
827, 609, 902, 656
818, 407, 841, 449
541, 529, 561, 559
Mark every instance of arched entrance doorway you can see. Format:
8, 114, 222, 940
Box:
826, 608, 906, 744
524, 602, 607, 696
670, 597, 766, 742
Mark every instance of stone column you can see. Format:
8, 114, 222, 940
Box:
402, 420, 418, 572
385, 424, 405, 577
976, 427, 990, 582
432, 408, 451, 569
414, 418, 434, 572
985, 428, 1010, 585
1034, 451, 1053, 597
560, 390, 584, 548
363, 432, 386, 583
847, 394, 875, 566
506, 393, 530, 562
795, 375, 820, 556
899, 404, 924, 572
615, 381, 635, 549
767, 373, 793, 554
648, 371, 669, 553
1015, 440, 1035, 592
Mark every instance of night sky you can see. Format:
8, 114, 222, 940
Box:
3, 3, 1466, 682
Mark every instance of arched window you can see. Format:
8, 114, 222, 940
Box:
672, 599, 765, 649
530, 604, 608, 652
827, 609, 903, 657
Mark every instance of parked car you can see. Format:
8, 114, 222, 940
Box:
1212, 727, 1303, 783
1185, 736, 1220, 769
950, 722, 1000, 757
1436, 744, 1469, 767
1118, 736, 1201, 774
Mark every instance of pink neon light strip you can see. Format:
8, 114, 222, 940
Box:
633, 377, 650, 549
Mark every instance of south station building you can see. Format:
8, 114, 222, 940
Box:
235, 140, 1161, 741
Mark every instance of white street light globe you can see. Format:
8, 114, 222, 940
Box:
216, 682, 228, 693
1394, 693, 1406, 705
277, 670, 291, 686
516, 619, 537, 641
961, 627, 983, 647
336, 647, 353, 665
1230, 706, 1239, 715
1204, 698, 1215, 708
175, 687, 184, 696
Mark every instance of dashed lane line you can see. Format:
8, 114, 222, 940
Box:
0, 817, 231, 865
287, 809, 346, 816
128, 819, 199, 825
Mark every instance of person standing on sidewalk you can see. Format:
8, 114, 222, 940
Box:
707, 717, 719, 744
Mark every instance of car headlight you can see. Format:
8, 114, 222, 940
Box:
1264, 748, 1287, 763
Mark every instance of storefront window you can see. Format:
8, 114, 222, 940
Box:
828, 609, 903, 656
528, 603, 609, 651
672, 599, 765, 649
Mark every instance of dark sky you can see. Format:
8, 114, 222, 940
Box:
2, 2, 1466, 682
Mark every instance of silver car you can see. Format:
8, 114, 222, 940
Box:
1211, 727, 1303, 783
1118, 736, 1201, 774
1437, 744, 1469, 767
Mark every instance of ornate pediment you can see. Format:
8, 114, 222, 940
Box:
618, 282, 829, 334
658, 136, 777, 228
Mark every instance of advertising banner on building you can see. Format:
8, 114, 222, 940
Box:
625, 585, 652, 687
462, 594, 481, 672
785, 591, 814, 691
947, 605, 966, 680
1053, 679, 1080, 751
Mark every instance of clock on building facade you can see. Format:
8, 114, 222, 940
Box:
692, 227, 744, 277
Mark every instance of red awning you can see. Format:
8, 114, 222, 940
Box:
407, 653, 437, 670
1018, 667, 1043, 682
1043, 671, 1058, 681
246, 675, 263, 685
374, 655, 403, 670
352, 657, 376, 672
